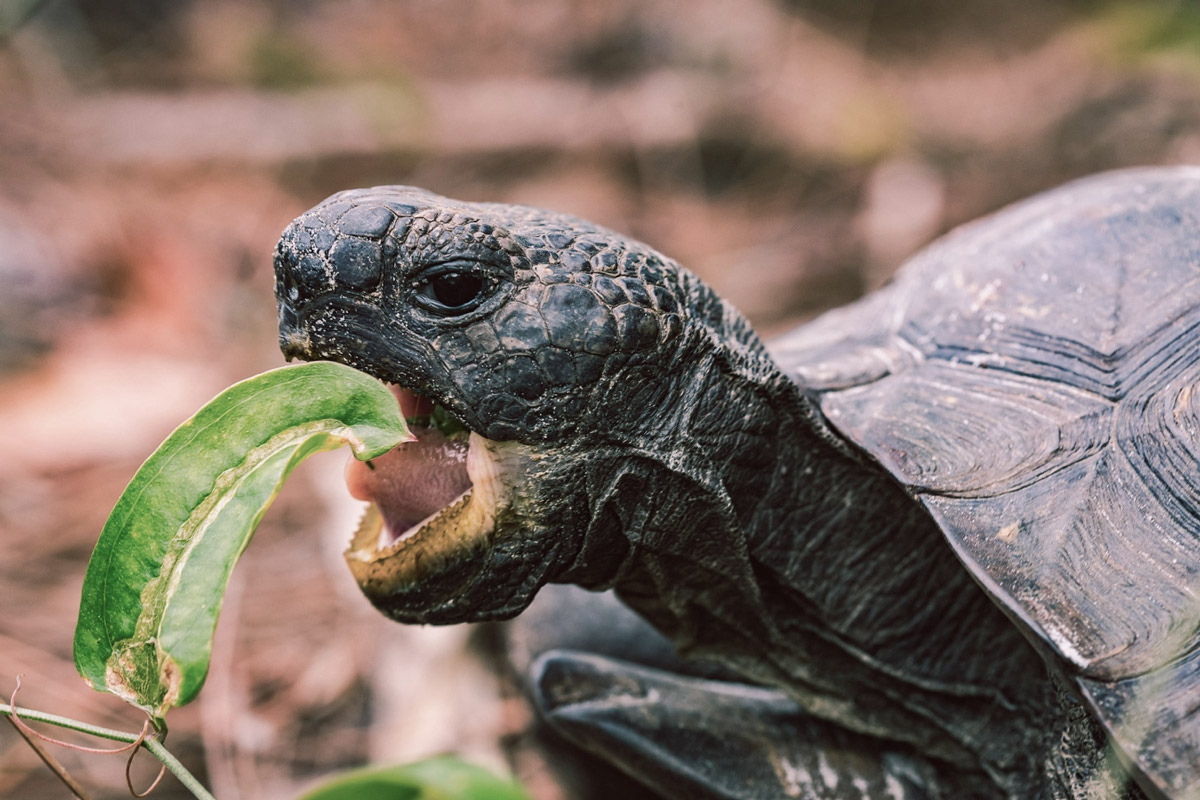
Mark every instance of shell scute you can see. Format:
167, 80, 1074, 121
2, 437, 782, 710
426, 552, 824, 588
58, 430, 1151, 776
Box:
772, 168, 1200, 794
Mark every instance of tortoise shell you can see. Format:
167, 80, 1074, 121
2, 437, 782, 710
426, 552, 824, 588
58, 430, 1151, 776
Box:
770, 167, 1200, 797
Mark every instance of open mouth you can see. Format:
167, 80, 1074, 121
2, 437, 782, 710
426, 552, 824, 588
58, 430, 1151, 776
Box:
340, 384, 521, 597
345, 386, 472, 550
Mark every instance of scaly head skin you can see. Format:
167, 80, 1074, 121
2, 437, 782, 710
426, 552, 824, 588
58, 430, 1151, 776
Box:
274, 186, 792, 626
274, 188, 1073, 795
275, 187, 1136, 799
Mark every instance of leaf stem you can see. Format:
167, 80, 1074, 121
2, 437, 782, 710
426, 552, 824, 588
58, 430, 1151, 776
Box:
0, 702, 217, 800
142, 737, 216, 800
1, 703, 134, 742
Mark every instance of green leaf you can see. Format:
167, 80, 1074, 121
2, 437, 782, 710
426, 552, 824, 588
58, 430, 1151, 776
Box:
73, 361, 412, 722
297, 756, 532, 800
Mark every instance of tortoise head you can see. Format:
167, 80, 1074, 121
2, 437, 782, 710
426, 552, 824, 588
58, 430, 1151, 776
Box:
274, 187, 781, 624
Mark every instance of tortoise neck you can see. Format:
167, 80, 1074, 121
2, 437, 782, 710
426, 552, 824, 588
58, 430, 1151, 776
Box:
750, 376, 1065, 785
612, 328, 1055, 785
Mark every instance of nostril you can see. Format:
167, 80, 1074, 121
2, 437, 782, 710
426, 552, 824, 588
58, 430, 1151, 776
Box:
274, 247, 308, 306
275, 219, 335, 296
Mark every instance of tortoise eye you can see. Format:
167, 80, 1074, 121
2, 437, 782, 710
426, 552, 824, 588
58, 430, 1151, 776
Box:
432, 272, 483, 307
415, 267, 490, 314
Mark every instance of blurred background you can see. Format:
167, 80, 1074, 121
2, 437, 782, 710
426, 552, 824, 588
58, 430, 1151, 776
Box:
1, 0, 1199, 797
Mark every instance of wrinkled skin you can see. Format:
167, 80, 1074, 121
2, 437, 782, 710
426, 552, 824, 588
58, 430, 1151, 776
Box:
274, 188, 1143, 799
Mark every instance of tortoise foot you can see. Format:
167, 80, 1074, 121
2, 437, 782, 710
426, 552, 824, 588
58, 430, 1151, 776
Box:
530, 649, 949, 800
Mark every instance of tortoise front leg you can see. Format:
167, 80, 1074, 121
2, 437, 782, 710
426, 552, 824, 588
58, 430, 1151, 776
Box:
530, 649, 957, 800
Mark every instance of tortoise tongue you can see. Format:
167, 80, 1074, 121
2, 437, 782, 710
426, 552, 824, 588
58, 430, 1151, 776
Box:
393, 385, 434, 418
345, 387, 471, 543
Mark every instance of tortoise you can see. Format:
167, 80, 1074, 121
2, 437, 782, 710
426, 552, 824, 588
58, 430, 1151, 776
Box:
272, 167, 1200, 799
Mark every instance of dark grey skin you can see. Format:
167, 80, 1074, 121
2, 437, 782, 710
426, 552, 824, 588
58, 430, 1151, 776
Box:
274, 169, 1200, 799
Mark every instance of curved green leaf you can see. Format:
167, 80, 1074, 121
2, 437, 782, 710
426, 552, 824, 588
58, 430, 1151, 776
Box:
297, 756, 531, 800
73, 361, 411, 722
